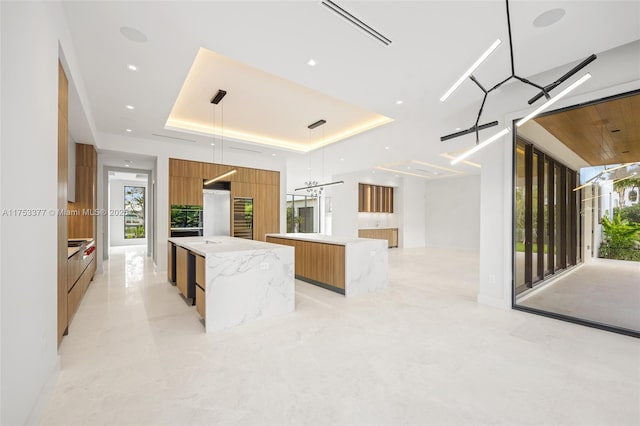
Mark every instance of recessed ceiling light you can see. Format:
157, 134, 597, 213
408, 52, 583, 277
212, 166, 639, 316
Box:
385, 146, 390, 150
395, 174, 399, 177
533, 8, 566, 28
407, 166, 411, 169
210, 143, 215, 146
127, 64, 138, 71
455, 127, 461, 131
120, 26, 148, 43
340, 158, 345, 162
395, 100, 403, 105
307, 59, 317, 66
126, 128, 132, 132
271, 153, 277, 157
308, 167, 312, 171
372, 170, 376, 174
126, 105, 135, 110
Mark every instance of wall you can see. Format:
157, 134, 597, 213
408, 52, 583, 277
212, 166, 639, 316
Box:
1, 2, 59, 424
397, 175, 427, 248
109, 179, 148, 246
424, 175, 480, 250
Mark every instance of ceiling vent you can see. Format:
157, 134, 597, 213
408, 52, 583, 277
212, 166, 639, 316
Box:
229, 146, 262, 154
320, 0, 391, 46
151, 133, 196, 143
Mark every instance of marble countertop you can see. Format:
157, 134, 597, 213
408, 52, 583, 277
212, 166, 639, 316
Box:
266, 233, 376, 246
169, 236, 285, 256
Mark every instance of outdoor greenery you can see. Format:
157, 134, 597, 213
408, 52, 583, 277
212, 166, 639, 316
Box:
599, 212, 640, 262
124, 186, 145, 239
515, 242, 548, 253
615, 203, 640, 225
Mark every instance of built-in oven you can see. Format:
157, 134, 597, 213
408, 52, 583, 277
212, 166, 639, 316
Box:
170, 205, 203, 237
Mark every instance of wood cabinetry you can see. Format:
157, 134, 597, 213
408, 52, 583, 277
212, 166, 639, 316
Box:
195, 254, 205, 319
169, 158, 280, 241
169, 176, 204, 206
66, 247, 96, 325
68, 143, 97, 239
266, 237, 345, 291
358, 183, 394, 213
358, 228, 399, 248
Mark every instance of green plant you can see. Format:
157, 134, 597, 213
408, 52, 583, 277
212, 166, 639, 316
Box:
601, 212, 640, 248
615, 203, 640, 225
613, 177, 640, 209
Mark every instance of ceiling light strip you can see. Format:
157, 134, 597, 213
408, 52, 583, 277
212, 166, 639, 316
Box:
376, 167, 432, 179
516, 73, 591, 127
440, 153, 481, 168
295, 180, 344, 191
450, 128, 510, 165
440, 39, 502, 102
321, 0, 392, 46
204, 169, 237, 185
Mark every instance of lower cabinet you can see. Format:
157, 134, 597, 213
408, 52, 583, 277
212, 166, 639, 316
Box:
195, 255, 205, 319
358, 228, 399, 248
176, 246, 196, 299
66, 248, 96, 325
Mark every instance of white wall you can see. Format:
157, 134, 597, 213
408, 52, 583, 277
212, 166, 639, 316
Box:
424, 175, 480, 250
109, 179, 148, 247
2, 2, 59, 424
398, 175, 427, 248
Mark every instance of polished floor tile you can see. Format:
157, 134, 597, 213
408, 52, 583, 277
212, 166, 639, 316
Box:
40, 246, 640, 425
519, 258, 640, 331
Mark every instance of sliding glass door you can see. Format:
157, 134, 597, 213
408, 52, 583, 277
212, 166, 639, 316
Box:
514, 139, 581, 295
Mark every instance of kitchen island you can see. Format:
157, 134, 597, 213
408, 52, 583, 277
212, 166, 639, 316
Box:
265, 233, 388, 297
168, 237, 294, 332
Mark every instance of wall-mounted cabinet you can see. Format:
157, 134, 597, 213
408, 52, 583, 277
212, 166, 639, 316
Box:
358, 183, 394, 213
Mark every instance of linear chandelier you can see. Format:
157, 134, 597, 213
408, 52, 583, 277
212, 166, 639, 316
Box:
441, 0, 597, 164
297, 119, 344, 195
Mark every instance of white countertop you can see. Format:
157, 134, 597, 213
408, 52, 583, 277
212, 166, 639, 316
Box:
169, 236, 285, 256
266, 233, 376, 246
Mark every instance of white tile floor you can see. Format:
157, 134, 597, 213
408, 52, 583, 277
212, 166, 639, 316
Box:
41, 245, 640, 425
519, 258, 640, 331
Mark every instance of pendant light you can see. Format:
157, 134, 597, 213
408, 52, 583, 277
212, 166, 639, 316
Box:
205, 89, 236, 184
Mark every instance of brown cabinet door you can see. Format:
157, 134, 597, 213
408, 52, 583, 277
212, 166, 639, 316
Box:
195, 285, 205, 319
170, 176, 203, 206
176, 246, 189, 297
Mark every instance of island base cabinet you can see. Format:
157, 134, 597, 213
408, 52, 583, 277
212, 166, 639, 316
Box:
195, 285, 205, 319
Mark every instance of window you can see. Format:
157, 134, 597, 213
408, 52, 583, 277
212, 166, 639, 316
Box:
124, 186, 145, 239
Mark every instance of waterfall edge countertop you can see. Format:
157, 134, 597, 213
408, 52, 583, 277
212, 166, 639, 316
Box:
168, 236, 295, 332
263, 233, 373, 246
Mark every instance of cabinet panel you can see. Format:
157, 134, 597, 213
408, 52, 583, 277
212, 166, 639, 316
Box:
176, 246, 189, 297
195, 285, 205, 320
358, 183, 394, 213
170, 176, 203, 206
358, 228, 398, 248
168, 242, 176, 283
195, 254, 205, 287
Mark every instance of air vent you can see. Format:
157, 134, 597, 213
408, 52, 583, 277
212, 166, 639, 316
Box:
320, 0, 392, 46
151, 133, 196, 143
136, 174, 148, 179
229, 146, 262, 154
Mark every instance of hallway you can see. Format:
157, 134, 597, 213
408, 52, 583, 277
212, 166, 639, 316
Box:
41, 246, 640, 425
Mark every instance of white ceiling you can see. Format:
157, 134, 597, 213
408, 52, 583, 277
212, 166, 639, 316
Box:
62, 1, 640, 181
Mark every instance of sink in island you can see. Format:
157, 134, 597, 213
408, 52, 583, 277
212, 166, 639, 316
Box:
265, 233, 388, 297
168, 236, 294, 332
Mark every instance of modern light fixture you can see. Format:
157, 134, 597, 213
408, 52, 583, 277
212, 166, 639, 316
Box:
440, 0, 596, 148
205, 89, 236, 183
298, 119, 344, 195
320, 0, 392, 46
204, 169, 237, 185
450, 128, 510, 165
516, 73, 592, 127
440, 38, 502, 103
211, 90, 227, 105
